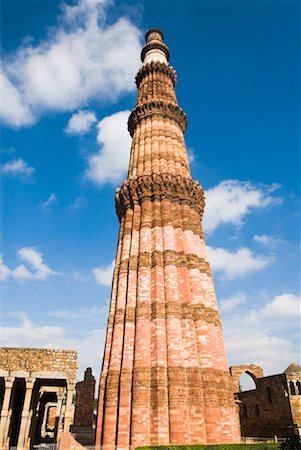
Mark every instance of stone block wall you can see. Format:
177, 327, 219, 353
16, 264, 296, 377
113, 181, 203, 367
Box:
0, 347, 77, 449
74, 368, 95, 428
238, 374, 292, 437
0, 347, 77, 382
232, 364, 301, 438
285, 372, 301, 434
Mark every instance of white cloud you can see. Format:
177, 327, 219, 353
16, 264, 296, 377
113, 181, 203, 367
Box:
220, 292, 247, 312
187, 148, 195, 164
2, 312, 65, 342
227, 332, 297, 375
0, 247, 59, 281
41, 193, 58, 208
69, 196, 87, 211
48, 304, 106, 320
203, 180, 281, 234
86, 111, 131, 184
64, 109, 97, 135
1, 312, 105, 381
93, 260, 115, 286
253, 234, 285, 247
1, 0, 141, 127
0, 72, 34, 126
260, 293, 301, 319
207, 245, 272, 279
221, 292, 301, 375
1, 158, 34, 177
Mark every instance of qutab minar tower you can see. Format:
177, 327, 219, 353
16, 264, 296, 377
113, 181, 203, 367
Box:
96, 29, 240, 448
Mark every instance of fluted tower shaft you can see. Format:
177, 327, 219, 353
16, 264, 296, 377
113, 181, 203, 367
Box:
96, 29, 240, 448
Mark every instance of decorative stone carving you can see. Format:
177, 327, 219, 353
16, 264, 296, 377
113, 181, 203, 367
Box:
136, 61, 177, 87
116, 173, 205, 220
128, 100, 188, 136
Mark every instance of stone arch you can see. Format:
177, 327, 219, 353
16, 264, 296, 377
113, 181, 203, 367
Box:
229, 364, 264, 393
239, 371, 257, 391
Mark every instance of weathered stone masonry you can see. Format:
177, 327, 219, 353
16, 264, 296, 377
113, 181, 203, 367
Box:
96, 29, 240, 448
0, 347, 77, 450
231, 363, 301, 438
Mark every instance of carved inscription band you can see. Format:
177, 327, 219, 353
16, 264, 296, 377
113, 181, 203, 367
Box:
116, 173, 205, 220
104, 366, 233, 407
109, 302, 220, 326
128, 100, 188, 137
114, 250, 211, 276
136, 61, 177, 87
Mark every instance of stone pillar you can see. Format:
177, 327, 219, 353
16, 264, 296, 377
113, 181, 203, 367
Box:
0, 376, 15, 449
23, 409, 33, 450
63, 382, 75, 432
17, 377, 35, 450
56, 390, 65, 442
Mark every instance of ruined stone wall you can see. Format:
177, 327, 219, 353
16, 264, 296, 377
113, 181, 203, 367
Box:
74, 368, 95, 428
285, 372, 301, 434
0, 347, 77, 382
237, 374, 294, 437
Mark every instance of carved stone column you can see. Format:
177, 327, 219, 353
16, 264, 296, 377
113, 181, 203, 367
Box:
0, 376, 15, 449
55, 390, 65, 442
17, 377, 35, 450
63, 382, 75, 432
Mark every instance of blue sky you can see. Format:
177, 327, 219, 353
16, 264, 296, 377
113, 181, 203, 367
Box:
1, 0, 300, 385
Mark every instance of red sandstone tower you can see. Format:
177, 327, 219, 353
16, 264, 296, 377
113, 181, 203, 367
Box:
96, 29, 240, 448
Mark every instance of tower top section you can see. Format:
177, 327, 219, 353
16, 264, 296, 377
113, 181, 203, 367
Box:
141, 27, 170, 65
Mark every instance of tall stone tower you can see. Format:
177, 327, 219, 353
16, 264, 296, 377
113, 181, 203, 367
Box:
96, 29, 240, 448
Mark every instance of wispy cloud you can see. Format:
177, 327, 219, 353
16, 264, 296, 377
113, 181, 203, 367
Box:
86, 111, 131, 184
0, 247, 59, 282
1, 147, 16, 154
48, 304, 107, 320
0, 0, 141, 127
1, 158, 34, 178
253, 234, 285, 247
64, 110, 97, 135
207, 245, 272, 279
93, 260, 115, 286
187, 147, 196, 164
203, 180, 282, 234
220, 292, 247, 312
69, 196, 87, 211
41, 193, 58, 209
